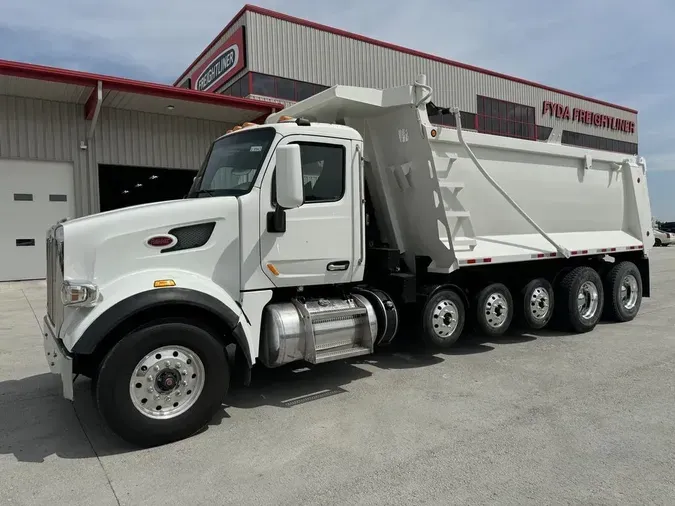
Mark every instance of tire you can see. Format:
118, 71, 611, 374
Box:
553, 266, 604, 333
421, 289, 466, 348
655, 238, 662, 247
95, 318, 230, 447
602, 261, 642, 322
474, 283, 513, 337
517, 278, 554, 330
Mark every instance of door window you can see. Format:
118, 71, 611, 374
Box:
272, 142, 346, 205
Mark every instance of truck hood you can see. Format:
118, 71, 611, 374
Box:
60, 196, 241, 295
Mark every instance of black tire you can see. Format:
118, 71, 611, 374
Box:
95, 318, 230, 448
553, 266, 604, 333
474, 283, 513, 337
517, 278, 554, 330
421, 289, 466, 348
602, 261, 642, 322
655, 238, 662, 247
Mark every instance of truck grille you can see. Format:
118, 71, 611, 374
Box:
46, 231, 64, 332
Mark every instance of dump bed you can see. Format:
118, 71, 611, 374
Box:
267, 76, 652, 273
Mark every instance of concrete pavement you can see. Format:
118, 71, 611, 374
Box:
1, 249, 674, 505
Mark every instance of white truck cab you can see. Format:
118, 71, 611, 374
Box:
43, 76, 652, 447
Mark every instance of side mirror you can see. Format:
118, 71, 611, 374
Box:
275, 145, 304, 209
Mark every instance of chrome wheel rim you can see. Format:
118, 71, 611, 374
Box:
577, 281, 599, 320
129, 345, 205, 420
484, 292, 509, 328
620, 274, 639, 310
529, 287, 551, 321
432, 300, 460, 338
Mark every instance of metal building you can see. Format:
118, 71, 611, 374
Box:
174, 4, 639, 156
0, 59, 280, 281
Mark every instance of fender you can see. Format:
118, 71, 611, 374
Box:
424, 283, 470, 310
72, 288, 253, 366
64, 270, 256, 367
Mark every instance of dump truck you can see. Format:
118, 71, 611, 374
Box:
42, 75, 653, 447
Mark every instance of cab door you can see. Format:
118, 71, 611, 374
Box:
259, 135, 355, 287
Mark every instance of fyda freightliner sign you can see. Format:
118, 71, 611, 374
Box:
192, 26, 246, 93
542, 100, 636, 135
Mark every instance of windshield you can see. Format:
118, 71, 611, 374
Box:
188, 127, 276, 198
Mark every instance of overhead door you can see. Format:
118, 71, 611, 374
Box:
0, 159, 75, 281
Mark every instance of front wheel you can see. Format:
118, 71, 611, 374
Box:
95, 319, 230, 447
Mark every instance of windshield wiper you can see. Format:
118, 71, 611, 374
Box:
191, 189, 216, 197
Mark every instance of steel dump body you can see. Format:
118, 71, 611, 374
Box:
267, 81, 652, 273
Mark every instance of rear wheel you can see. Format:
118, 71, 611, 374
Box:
518, 278, 554, 330
95, 319, 230, 447
602, 261, 642, 322
474, 283, 513, 337
421, 289, 466, 348
554, 266, 604, 333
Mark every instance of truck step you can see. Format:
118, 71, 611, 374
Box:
313, 346, 371, 364
446, 210, 471, 218
439, 181, 465, 190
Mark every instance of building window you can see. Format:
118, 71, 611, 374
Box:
250, 73, 329, 102
561, 131, 638, 155
537, 126, 553, 141
222, 73, 250, 97
477, 96, 536, 140
276, 77, 296, 101
427, 105, 476, 131
252, 73, 276, 97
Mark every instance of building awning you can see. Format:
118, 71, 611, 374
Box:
0, 59, 284, 124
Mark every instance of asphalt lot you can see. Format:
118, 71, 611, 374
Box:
1, 248, 674, 506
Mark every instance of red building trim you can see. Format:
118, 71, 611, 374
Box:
173, 5, 248, 87
0, 58, 283, 113
174, 4, 637, 114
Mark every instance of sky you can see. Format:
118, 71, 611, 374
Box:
2, 0, 674, 219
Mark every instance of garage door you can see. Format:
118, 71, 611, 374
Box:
0, 159, 75, 281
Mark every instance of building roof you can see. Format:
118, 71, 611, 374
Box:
0, 58, 284, 124
174, 4, 637, 114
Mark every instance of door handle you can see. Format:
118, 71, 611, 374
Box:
327, 260, 350, 271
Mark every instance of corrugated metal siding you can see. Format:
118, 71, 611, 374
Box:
0, 95, 87, 162
176, 15, 247, 88
0, 95, 90, 215
246, 12, 638, 143
0, 95, 231, 217
95, 108, 227, 170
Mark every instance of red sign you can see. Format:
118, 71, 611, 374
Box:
542, 101, 635, 135
191, 27, 246, 93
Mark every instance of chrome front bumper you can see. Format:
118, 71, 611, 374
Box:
43, 315, 74, 401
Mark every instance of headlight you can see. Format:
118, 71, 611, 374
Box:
61, 281, 99, 307
55, 224, 64, 243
